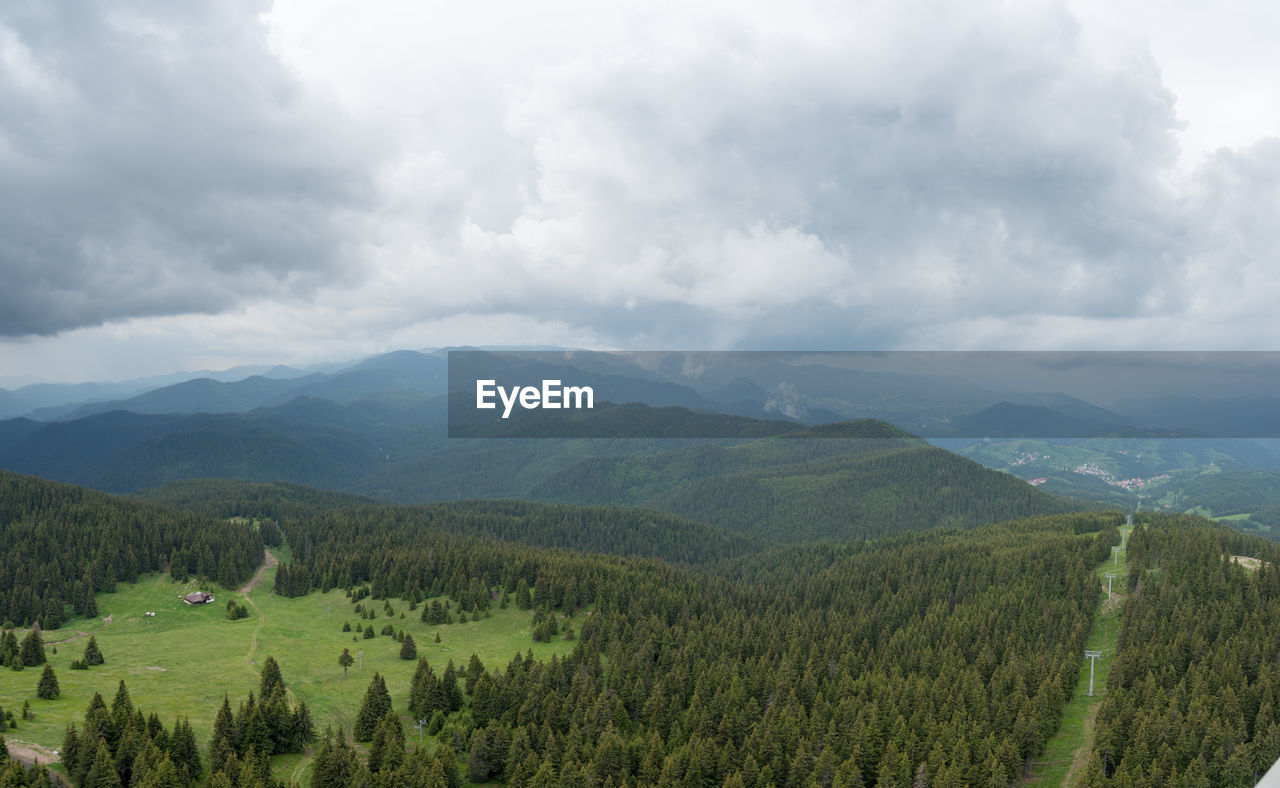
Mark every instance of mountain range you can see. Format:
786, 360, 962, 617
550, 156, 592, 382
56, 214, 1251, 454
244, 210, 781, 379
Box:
4, 348, 1280, 540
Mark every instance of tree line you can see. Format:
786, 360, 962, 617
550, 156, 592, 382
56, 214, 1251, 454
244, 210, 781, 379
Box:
0, 471, 262, 630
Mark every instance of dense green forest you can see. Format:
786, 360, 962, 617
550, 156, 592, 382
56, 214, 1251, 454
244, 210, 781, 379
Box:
139, 481, 760, 568
1173, 470, 1280, 516
635, 444, 1080, 541
251, 505, 1119, 786
133, 425, 1075, 547
0, 471, 262, 629
9, 457, 1280, 785
1083, 514, 1280, 786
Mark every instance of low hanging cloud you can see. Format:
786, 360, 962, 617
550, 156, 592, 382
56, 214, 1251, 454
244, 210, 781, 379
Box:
0, 0, 377, 337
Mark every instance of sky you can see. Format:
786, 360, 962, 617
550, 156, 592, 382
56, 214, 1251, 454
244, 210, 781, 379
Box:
1, 0, 1278, 387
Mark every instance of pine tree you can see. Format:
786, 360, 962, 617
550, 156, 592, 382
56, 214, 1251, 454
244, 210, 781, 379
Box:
259, 655, 284, 698
368, 709, 405, 773
0, 630, 17, 664
110, 680, 134, 733
587, 725, 627, 785
312, 733, 359, 788
466, 728, 498, 783
136, 754, 181, 788
19, 627, 45, 667
409, 658, 436, 718
339, 648, 354, 677
243, 743, 272, 786
209, 696, 235, 772
83, 635, 105, 666
84, 738, 121, 788
62, 724, 83, 776
400, 633, 417, 660
354, 672, 392, 742
213, 752, 241, 788
441, 661, 463, 713
36, 664, 59, 699
434, 741, 462, 788
169, 716, 201, 781
291, 701, 317, 752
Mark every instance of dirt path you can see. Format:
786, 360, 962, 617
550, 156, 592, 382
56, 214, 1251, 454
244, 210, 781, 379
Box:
1062, 702, 1102, 786
6, 740, 71, 787
239, 548, 280, 595
240, 550, 277, 665
234, 546, 320, 783
41, 629, 89, 645
5, 739, 59, 765
243, 591, 266, 666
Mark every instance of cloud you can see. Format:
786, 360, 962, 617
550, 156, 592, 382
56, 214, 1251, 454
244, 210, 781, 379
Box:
3, 0, 1280, 382
0, 1, 377, 337
316, 0, 1212, 349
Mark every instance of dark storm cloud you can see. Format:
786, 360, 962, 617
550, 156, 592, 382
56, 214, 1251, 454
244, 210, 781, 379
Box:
0, 1, 375, 336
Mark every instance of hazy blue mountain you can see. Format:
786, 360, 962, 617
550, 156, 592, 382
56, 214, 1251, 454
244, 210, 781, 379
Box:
0, 411, 185, 481
1111, 395, 1280, 437
22, 351, 446, 422
5, 362, 314, 419
0, 418, 42, 455
949, 402, 1132, 438
261, 351, 447, 406
1000, 392, 1139, 428
0, 389, 26, 420
59, 375, 320, 420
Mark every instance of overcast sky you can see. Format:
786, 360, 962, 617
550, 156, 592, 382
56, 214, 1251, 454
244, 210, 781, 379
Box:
1, 0, 1278, 386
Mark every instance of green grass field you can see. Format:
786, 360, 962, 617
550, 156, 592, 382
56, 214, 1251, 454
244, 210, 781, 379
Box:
1027, 526, 1130, 787
0, 549, 575, 784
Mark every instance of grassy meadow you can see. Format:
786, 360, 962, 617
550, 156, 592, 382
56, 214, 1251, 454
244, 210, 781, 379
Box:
0, 548, 575, 784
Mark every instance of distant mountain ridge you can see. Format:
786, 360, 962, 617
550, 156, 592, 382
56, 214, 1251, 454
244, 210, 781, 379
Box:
5, 348, 1280, 543
0, 390, 1078, 544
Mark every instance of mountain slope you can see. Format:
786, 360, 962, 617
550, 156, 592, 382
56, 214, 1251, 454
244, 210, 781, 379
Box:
0, 396, 1079, 545
530, 435, 1079, 541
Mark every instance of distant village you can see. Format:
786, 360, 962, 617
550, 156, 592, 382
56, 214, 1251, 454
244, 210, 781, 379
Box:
1072, 463, 1171, 490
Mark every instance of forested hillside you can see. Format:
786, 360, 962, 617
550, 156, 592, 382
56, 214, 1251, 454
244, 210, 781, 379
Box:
0, 471, 262, 630
11, 468, 1280, 786
530, 439, 1080, 541
0, 396, 1078, 544
140, 479, 761, 568
258, 509, 1117, 785
1083, 514, 1280, 785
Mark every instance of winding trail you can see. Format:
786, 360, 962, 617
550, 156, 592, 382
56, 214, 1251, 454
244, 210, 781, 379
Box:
241, 549, 278, 667
239, 548, 280, 595
236, 548, 319, 783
